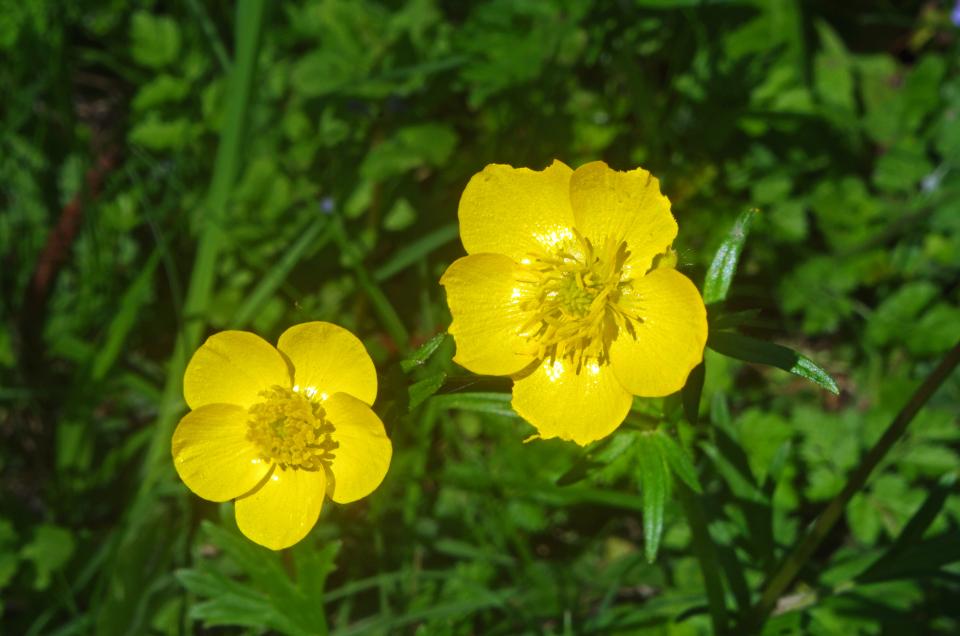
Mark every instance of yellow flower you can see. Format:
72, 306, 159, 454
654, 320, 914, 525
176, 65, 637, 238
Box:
171, 322, 392, 550
440, 161, 708, 445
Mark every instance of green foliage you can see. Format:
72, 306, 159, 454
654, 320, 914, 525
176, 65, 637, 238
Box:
2, 0, 959, 634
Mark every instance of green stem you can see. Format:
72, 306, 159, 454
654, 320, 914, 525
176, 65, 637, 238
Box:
139, 0, 266, 494
677, 483, 729, 634
746, 340, 960, 629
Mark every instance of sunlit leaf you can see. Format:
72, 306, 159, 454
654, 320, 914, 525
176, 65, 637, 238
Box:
703, 208, 758, 305
708, 331, 839, 394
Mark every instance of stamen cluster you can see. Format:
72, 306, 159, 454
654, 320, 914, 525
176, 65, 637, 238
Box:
516, 230, 642, 371
247, 386, 338, 470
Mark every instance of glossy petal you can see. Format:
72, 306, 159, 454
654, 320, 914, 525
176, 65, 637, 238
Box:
184, 331, 291, 410
235, 466, 326, 551
324, 393, 392, 504
512, 359, 633, 446
171, 404, 271, 502
277, 322, 377, 406
570, 161, 678, 273
609, 268, 708, 397
459, 160, 577, 261
440, 253, 537, 376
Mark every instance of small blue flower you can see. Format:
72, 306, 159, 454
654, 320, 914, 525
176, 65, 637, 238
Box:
953, 1, 960, 27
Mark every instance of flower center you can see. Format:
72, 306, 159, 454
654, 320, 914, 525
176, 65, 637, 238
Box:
246, 386, 338, 470
516, 229, 642, 371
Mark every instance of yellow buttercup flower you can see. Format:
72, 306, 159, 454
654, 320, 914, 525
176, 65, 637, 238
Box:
440, 160, 708, 445
171, 322, 392, 550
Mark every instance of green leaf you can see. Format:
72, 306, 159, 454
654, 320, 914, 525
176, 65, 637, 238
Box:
681, 361, 705, 425
0, 519, 19, 589
360, 124, 458, 181
383, 197, 418, 231
374, 223, 458, 281
130, 11, 181, 68
637, 434, 670, 563
131, 74, 191, 112
703, 208, 757, 305
199, 521, 293, 594
400, 332, 449, 373
430, 392, 517, 418
708, 331, 839, 394
21, 524, 75, 591
554, 432, 633, 487
292, 540, 340, 605
653, 431, 702, 494
408, 372, 447, 410
128, 114, 193, 151
858, 475, 956, 583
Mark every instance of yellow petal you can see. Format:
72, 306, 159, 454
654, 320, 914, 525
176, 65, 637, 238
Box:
458, 160, 577, 261
277, 322, 377, 406
184, 331, 291, 410
609, 268, 708, 397
440, 253, 537, 376
512, 359, 633, 446
234, 466, 326, 550
570, 161, 678, 273
324, 393, 392, 504
171, 404, 271, 502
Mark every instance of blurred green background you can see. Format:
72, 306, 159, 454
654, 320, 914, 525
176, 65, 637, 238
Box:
2, 0, 960, 634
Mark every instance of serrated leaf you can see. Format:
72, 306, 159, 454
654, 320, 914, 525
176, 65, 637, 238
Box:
703, 208, 758, 305
400, 332, 448, 372
637, 434, 670, 563
199, 521, 293, 595
408, 372, 447, 410
292, 540, 340, 604
708, 331, 839, 394
654, 432, 702, 494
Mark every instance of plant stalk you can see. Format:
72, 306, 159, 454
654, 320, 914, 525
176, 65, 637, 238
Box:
746, 340, 960, 629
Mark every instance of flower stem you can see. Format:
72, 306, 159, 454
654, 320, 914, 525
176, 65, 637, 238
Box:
678, 482, 729, 634
745, 340, 960, 630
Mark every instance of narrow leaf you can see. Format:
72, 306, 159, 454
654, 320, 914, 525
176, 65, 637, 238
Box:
374, 223, 458, 281
703, 208, 757, 305
430, 392, 517, 418
400, 332, 448, 373
637, 434, 670, 563
408, 372, 447, 410
681, 361, 705, 425
708, 331, 839, 394
555, 432, 634, 487
654, 432, 702, 494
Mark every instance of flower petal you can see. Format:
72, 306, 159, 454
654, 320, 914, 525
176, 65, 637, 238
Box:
570, 161, 678, 273
609, 268, 708, 397
277, 322, 377, 406
459, 160, 577, 261
324, 393, 392, 504
235, 466, 326, 550
171, 404, 271, 502
184, 331, 291, 410
440, 253, 537, 376
512, 359, 633, 446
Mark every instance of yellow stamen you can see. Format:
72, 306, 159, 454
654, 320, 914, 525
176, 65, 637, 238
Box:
247, 386, 338, 470
515, 229, 642, 371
